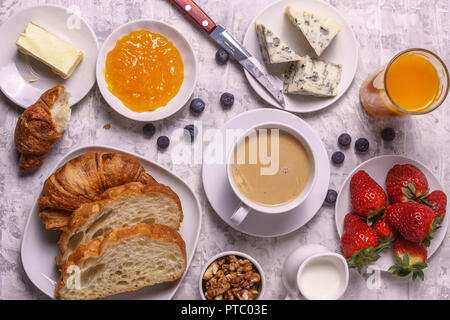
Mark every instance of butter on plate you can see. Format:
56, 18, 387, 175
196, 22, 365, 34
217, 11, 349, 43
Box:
16, 22, 83, 79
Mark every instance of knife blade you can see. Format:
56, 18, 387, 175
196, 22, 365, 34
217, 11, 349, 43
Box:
171, 0, 286, 108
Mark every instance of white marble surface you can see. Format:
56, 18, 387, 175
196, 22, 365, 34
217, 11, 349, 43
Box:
1, 0, 449, 300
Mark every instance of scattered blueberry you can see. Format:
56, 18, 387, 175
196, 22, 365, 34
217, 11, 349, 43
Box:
355, 138, 370, 153
220, 92, 234, 108
143, 123, 156, 138
215, 48, 229, 65
331, 151, 345, 164
325, 189, 338, 205
381, 127, 396, 141
184, 124, 198, 141
190, 98, 205, 113
157, 136, 170, 149
338, 133, 352, 147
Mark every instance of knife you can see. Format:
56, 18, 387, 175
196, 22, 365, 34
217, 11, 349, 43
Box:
171, 0, 286, 108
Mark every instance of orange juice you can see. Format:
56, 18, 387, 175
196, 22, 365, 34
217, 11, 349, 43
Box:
360, 49, 449, 118
385, 52, 440, 112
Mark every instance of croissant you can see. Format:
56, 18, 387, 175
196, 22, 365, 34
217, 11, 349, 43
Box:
14, 85, 71, 173
38, 151, 157, 230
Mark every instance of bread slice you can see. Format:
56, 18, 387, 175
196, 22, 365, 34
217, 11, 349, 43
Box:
56, 224, 186, 300
57, 182, 183, 267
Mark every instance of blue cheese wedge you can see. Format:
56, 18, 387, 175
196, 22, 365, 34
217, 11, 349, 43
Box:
286, 6, 341, 57
255, 22, 301, 64
283, 55, 342, 97
16, 22, 83, 79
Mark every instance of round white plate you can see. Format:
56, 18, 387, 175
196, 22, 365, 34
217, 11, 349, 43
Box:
0, 5, 98, 108
243, 0, 358, 112
21, 145, 202, 300
335, 155, 449, 271
202, 109, 330, 237
96, 20, 197, 122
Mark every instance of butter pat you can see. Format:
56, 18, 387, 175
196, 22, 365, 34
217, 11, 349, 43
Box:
16, 22, 83, 79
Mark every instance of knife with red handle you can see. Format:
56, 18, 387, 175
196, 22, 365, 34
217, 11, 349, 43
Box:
171, 0, 285, 108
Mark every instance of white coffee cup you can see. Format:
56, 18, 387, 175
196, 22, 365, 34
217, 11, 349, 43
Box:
296, 252, 349, 300
226, 122, 317, 225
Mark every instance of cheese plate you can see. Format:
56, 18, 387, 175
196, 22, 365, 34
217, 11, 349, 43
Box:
243, 0, 358, 112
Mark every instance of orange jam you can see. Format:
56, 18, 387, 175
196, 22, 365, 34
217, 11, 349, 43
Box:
104, 30, 184, 112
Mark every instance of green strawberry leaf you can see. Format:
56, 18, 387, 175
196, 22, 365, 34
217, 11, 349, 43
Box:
408, 182, 416, 195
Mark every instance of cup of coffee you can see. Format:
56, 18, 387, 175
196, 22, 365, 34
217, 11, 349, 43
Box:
226, 122, 317, 225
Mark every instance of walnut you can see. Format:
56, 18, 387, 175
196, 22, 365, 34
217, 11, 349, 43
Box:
202, 255, 262, 300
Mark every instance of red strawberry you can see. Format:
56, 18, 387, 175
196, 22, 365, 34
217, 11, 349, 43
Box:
386, 164, 429, 203
373, 214, 396, 241
386, 202, 435, 246
389, 237, 427, 281
343, 212, 362, 231
425, 190, 447, 220
350, 170, 387, 222
341, 213, 388, 272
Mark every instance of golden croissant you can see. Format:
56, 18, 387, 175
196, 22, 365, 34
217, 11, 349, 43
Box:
38, 151, 157, 230
14, 85, 71, 173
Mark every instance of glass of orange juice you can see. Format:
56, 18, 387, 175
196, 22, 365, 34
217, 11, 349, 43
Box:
360, 48, 449, 117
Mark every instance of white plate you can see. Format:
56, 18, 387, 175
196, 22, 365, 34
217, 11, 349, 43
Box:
96, 20, 197, 122
243, 0, 358, 112
202, 108, 330, 237
335, 155, 449, 271
0, 5, 98, 108
20, 145, 202, 299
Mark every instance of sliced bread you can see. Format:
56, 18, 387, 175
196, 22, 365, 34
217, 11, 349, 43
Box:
57, 182, 183, 266
56, 223, 186, 300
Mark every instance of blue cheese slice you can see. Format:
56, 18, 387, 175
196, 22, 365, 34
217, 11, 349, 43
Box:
286, 6, 341, 57
283, 55, 342, 97
255, 22, 301, 64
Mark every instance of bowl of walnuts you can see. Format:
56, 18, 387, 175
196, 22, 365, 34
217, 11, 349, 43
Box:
199, 251, 265, 300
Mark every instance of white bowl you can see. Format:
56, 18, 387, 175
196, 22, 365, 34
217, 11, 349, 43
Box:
96, 20, 197, 121
199, 251, 266, 300
296, 252, 349, 300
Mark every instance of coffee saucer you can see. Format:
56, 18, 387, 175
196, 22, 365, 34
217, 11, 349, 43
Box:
202, 109, 330, 237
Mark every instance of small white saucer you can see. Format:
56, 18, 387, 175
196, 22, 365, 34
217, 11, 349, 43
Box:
335, 155, 449, 271
202, 108, 330, 237
0, 5, 98, 108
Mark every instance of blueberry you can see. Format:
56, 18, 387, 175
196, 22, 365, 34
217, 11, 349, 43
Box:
190, 98, 205, 113
157, 136, 170, 149
355, 138, 369, 153
325, 189, 338, 205
331, 151, 345, 164
184, 124, 198, 141
338, 133, 352, 147
143, 123, 156, 137
381, 128, 396, 141
220, 92, 234, 108
215, 48, 229, 65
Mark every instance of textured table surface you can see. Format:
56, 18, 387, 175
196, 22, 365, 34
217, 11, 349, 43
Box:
1, 0, 449, 300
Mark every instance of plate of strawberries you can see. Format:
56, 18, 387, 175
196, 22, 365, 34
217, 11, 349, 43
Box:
335, 155, 448, 280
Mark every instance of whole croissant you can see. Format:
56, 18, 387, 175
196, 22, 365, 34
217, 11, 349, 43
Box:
14, 85, 71, 173
39, 151, 157, 230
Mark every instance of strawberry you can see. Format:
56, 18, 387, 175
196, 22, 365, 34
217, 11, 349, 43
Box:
373, 213, 396, 242
341, 213, 388, 272
425, 190, 447, 220
389, 237, 427, 281
386, 164, 429, 203
386, 202, 435, 246
343, 212, 362, 231
350, 170, 387, 223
